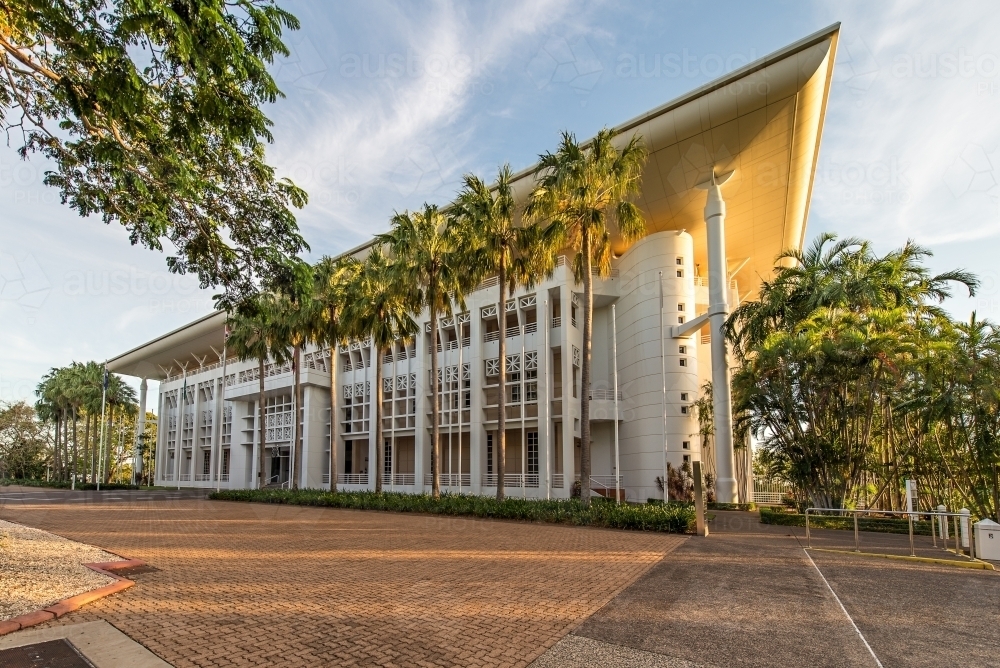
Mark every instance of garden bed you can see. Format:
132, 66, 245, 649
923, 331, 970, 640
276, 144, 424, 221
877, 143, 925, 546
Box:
759, 506, 934, 535
210, 489, 696, 534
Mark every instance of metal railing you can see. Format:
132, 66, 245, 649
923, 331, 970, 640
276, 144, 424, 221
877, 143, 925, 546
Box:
322, 474, 330, 484
194, 473, 212, 481
589, 389, 622, 401
178, 473, 191, 481
338, 473, 369, 485
753, 477, 793, 505
481, 473, 540, 488
805, 507, 978, 560
523, 322, 537, 334
551, 316, 562, 329
589, 475, 623, 495
551, 474, 564, 489
424, 473, 470, 487
390, 473, 416, 486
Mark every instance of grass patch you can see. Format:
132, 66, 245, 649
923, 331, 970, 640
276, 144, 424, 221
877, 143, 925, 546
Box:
759, 506, 933, 535
210, 488, 696, 534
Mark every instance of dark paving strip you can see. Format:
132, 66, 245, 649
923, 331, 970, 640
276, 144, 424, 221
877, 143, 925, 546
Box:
574, 513, 876, 668
575, 511, 999, 668
810, 549, 999, 668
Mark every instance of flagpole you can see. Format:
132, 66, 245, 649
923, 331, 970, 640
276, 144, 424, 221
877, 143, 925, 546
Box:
612, 305, 621, 505
178, 368, 186, 491
96, 362, 109, 491
660, 271, 667, 503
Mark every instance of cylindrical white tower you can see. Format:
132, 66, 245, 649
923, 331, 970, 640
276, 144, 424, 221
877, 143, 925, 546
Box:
614, 231, 700, 502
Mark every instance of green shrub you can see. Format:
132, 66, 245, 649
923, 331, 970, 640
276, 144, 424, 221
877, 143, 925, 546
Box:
707, 502, 757, 511
210, 489, 696, 534
0, 478, 143, 490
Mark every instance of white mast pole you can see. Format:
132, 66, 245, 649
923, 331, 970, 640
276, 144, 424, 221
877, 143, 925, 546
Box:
215, 326, 229, 493
458, 320, 463, 494
544, 299, 550, 501
659, 272, 667, 503
612, 305, 621, 505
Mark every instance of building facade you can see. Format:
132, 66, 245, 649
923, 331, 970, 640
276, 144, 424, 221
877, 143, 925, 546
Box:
108, 25, 840, 503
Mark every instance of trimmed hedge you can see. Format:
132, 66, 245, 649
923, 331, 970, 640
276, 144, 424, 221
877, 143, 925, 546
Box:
210, 489, 696, 534
707, 502, 757, 511
759, 506, 933, 535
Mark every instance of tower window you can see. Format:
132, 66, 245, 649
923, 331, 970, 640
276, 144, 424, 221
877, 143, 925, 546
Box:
678, 346, 687, 354
676, 257, 683, 265
676, 270, 683, 278
681, 406, 689, 414
679, 358, 687, 367
683, 454, 691, 463
682, 441, 691, 450
680, 392, 688, 401
678, 303, 685, 312
678, 316, 685, 324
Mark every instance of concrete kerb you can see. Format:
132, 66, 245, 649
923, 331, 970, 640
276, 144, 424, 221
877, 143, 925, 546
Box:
0, 557, 146, 636
807, 547, 995, 571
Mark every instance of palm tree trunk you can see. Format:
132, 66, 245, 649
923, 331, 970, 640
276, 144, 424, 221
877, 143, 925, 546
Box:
53, 414, 61, 481
62, 413, 69, 481
329, 319, 338, 493
580, 230, 593, 506
430, 284, 441, 499
71, 407, 79, 489
375, 345, 384, 493
258, 358, 266, 489
292, 344, 302, 490
497, 264, 507, 501
83, 413, 91, 484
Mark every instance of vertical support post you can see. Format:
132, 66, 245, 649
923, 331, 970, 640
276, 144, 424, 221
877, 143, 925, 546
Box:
805, 510, 812, 548
854, 513, 860, 552
612, 304, 620, 505
544, 299, 551, 500
953, 515, 962, 556
960, 508, 971, 551
693, 460, 708, 536
659, 271, 667, 503
931, 510, 937, 548
701, 171, 737, 503
133, 378, 148, 486
908, 514, 915, 557
96, 364, 108, 491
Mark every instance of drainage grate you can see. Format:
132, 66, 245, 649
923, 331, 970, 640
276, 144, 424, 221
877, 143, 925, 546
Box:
0, 638, 95, 667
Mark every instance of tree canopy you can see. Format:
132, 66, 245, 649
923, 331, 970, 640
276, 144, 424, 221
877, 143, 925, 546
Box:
0, 0, 308, 309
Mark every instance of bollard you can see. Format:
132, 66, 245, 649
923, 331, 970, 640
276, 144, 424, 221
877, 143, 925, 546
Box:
805, 510, 811, 548
938, 505, 948, 540
954, 515, 962, 556
908, 514, 915, 557
854, 512, 860, 552
692, 461, 708, 537
960, 509, 971, 550
931, 511, 937, 548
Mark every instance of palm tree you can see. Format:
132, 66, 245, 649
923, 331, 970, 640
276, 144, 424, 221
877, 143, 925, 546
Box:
227, 298, 288, 488
312, 256, 361, 493
379, 204, 470, 499
35, 369, 68, 480
452, 165, 559, 500
341, 247, 417, 493
525, 129, 647, 505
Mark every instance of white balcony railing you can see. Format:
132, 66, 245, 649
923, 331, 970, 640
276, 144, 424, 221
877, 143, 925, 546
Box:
194, 473, 211, 481
589, 389, 623, 401
481, 473, 540, 488
589, 475, 623, 492
162, 473, 174, 481
551, 316, 562, 329
322, 474, 330, 484
390, 473, 416, 486
424, 473, 470, 487
179, 473, 191, 481
523, 322, 537, 334
551, 474, 564, 489
218, 473, 229, 482
338, 473, 369, 485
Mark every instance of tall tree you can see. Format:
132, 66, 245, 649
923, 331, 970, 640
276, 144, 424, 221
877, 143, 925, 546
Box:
312, 256, 361, 493
525, 129, 647, 505
379, 204, 469, 499
453, 165, 558, 500
227, 298, 287, 488
0, 0, 308, 309
342, 247, 417, 493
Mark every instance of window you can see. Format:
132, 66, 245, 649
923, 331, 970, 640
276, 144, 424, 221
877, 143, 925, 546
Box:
679, 358, 687, 367
682, 440, 691, 450
487, 434, 493, 475
680, 392, 688, 401
683, 454, 691, 463
527, 432, 539, 475
384, 440, 392, 477
676, 257, 683, 265
676, 269, 683, 278
222, 449, 230, 475
344, 440, 353, 474
202, 453, 211, 475
678, 316, 685, 324
681, 406, 689, 415
678, 303, 685, 312
679, 346, 686, 354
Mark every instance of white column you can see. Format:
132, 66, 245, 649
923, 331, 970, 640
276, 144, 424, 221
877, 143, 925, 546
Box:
704, 171, 737, 503
133, 378, 147, 485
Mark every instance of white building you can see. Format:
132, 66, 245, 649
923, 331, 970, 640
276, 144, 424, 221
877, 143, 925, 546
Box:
108, 25, 840, 503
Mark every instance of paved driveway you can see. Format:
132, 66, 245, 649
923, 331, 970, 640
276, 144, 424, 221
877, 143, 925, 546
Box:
0, 487, 683, 667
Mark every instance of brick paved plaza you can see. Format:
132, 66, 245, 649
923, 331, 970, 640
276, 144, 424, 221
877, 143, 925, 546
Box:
0, 489, 684, 667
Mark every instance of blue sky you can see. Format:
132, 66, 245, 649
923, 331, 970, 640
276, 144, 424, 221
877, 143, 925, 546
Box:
3, 0, 1000, 402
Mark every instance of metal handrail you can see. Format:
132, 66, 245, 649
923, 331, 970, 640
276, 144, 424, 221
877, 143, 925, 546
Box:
804, 507, 977, 559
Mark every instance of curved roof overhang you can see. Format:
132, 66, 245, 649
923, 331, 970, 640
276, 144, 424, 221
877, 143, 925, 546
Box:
108, 24, 839, 379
